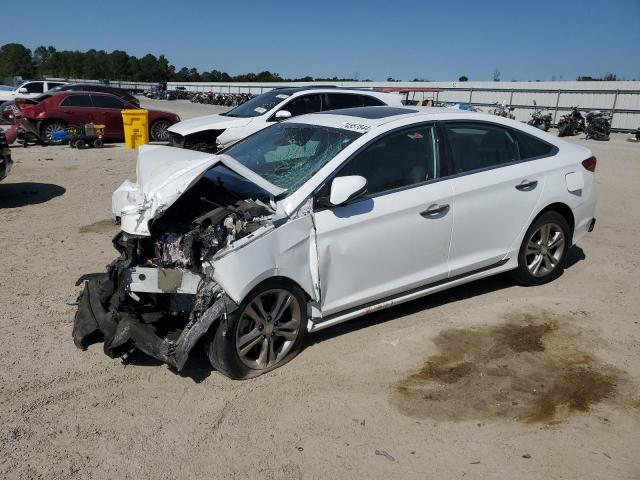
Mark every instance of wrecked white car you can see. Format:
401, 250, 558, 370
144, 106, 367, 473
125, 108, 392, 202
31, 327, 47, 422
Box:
74, 106, 597, 379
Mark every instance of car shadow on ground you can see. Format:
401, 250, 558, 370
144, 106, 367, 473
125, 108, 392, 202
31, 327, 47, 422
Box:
0, 182, 65, 208
304, 245, 586, 349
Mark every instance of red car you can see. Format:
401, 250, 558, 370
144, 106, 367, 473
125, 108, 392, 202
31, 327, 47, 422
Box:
13, 91, 180, 142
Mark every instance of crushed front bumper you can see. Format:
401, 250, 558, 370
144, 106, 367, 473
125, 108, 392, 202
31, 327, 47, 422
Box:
73, 273, 237, 371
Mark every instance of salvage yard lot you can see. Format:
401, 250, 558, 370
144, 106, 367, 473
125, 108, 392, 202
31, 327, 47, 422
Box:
1, 100, 639, 479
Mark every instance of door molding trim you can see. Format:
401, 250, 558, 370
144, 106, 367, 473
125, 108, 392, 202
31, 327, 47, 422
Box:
308, 258, 509, 332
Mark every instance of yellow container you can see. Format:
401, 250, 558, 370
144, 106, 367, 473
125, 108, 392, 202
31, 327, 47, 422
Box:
121, 109, 149, 148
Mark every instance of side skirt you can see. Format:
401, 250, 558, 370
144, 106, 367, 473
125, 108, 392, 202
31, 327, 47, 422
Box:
307, 259, 510, 333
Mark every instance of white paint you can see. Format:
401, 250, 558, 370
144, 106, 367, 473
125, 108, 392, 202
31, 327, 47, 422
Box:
167, 88, 403, 148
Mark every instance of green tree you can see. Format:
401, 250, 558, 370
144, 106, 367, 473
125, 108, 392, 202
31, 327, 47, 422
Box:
458, 75, 468, 81
0, 43, 35, 79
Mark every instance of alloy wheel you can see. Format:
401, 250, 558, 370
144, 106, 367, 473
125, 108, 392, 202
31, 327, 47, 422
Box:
235, 289, 301, 370
151, 120, 171, 141
525, 222, 565, 277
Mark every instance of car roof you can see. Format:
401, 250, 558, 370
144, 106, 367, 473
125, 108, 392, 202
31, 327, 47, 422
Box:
287, 106, 455, 129
269, 86, 397, 98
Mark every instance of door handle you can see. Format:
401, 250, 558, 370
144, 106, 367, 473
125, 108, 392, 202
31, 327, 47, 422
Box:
515, 179, 538, 191
420, 204, 450, 217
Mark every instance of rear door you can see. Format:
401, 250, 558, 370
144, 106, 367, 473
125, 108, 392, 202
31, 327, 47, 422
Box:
90, 95, 126, 137
442, 121, 555, 276
56, 94, 94, 125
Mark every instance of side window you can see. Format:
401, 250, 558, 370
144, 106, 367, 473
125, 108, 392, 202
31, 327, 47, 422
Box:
284, 94, 322, 116
360, 95, 385, 106
325, 93, 364, 110
338, 124, 439, 196
60, 95, 93, 107
24, 82, 44, 94
46, 82, 64, 90
91, 95, 125, 109
511, 129, 554, 159
443, 122, 520, 174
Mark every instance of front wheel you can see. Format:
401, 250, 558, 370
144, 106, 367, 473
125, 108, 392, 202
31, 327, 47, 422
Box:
205, 279, 307, 379
558, 121, 570, 137
150, 119, 171, 141
509, 211, 571, 286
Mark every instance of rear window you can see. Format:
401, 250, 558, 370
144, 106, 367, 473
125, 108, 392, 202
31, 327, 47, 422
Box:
60, 95, 92, 107
511, 129, 555, 159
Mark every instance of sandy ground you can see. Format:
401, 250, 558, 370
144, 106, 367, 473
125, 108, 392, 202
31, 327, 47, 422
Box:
1, 101, 639, 479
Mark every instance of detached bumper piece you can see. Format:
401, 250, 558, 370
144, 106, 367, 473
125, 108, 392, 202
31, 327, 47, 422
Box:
73, 274, 236, 371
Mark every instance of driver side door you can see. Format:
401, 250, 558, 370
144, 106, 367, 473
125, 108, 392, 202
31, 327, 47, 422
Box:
313, 123, 454, 316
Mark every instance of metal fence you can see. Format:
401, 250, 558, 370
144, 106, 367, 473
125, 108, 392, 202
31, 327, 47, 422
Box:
48, 78, 640, 132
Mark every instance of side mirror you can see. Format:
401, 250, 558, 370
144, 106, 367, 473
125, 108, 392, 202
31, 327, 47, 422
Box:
319, 176, 367, 207
533, 100, 537, 106
18, 87, 28, 94
274, 110, 292, 121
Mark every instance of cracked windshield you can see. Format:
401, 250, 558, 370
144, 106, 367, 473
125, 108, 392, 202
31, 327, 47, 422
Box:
223, 122, 361, 194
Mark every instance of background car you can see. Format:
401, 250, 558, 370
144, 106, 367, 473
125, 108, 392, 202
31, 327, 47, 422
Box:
0, 80, 68, 103
167, 87, 404, 152
14, 91, 179, 142
79, 106, 597, 379
1, 83, 139, 124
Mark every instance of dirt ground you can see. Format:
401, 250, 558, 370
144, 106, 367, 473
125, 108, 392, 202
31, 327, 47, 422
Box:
1, 100, 639, 479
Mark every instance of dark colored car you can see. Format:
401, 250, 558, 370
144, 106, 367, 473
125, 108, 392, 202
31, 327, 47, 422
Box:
13, 91, 180, 142
1, 84, 139, 124
0, 128, 12, 181
50, 83, 140, 106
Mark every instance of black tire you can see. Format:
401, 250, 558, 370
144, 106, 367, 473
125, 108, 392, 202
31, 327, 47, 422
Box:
509, 211, 571, 286
558, 122, 570, 137
205, 279, 307, 379
41, 120, 67, 143
150, 119, 171, 141
93, 138, 104, 148
75, 139, 86, 149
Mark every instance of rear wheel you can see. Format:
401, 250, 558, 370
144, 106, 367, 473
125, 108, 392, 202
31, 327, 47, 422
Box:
205, 279, 307, 379
41, 120, 67, 143
150, 119, 171, 141
509, 211, 570, 286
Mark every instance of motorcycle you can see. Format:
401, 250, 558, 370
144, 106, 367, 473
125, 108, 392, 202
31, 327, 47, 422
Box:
585, 111, 611, 141
490, 101, 515, 119
527, 101, 552, 131
557, 106, 585, 137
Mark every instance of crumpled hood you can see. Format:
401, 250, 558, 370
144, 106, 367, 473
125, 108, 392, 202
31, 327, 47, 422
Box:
113, 145, 284, 236
167, 114, 252, 136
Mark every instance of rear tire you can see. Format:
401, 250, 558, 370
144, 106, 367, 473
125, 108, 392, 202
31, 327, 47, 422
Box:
41, 120, 67, 143
150, 120, 171, 141
509, 211, 571, 286
205, 279, 307, 379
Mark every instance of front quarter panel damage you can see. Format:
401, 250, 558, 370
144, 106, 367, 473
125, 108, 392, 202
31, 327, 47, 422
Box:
213, 214, 318, 305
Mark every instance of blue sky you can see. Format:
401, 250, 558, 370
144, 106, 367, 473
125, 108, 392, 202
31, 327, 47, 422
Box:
2, 0, 639, 81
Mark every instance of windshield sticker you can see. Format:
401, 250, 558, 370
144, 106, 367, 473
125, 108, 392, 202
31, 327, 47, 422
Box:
254, 107, 267, 114
275, 94, 290, 99
342, 122, 371, 133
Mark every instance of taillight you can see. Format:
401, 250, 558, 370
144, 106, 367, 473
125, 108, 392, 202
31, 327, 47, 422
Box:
582, 156, 597, 172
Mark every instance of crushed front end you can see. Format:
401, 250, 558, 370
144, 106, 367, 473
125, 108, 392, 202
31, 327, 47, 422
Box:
73, 158, 277, 370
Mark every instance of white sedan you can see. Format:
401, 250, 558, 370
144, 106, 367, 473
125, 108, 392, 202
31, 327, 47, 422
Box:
166, 87, 404, 152
76, 106, 597, 379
